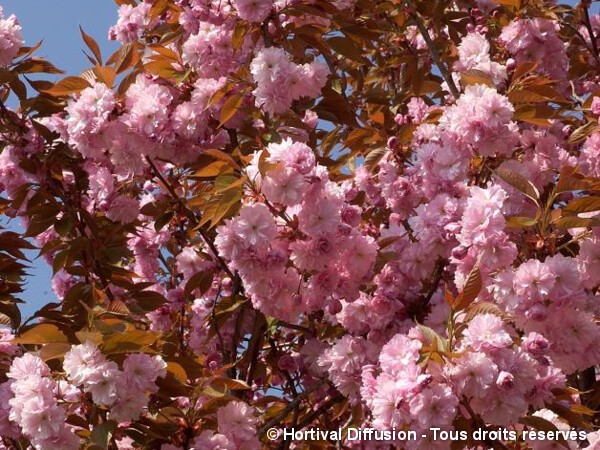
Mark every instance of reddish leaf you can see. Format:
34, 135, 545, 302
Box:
453, 260, 482, 311
42, 76, 92, 97
219, 93, 244, 127
79, 26, 102, 65
13, 323, 69, 344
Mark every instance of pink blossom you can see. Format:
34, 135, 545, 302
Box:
233, 203, 277, 247
122, 353, 167, 394
461, 314, 513, 352
408, 384, 458, 430
106, 195, 140, 224
109, 2, 153, 43
217, 401, 259, 444
0, 8, 23, 66
232, 0, 273, 22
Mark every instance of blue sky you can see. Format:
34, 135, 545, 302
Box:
1, 1, 118, 319
3, 1, 118, 75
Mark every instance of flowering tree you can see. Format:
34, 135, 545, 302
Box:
2, 0, 600, 448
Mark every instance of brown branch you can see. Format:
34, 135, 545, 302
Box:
403, 0, 460, 99
461, 397, 510, 450
424, 258, 448, 305
258, 380, 327, 438
144, 155, 237, 281
245, 313, 267, 385
563, 20, 600, 68
583, 1, 600, 65
210, 283, 229, 363
289, 394, 344, 438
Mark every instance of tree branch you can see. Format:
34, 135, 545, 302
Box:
403, 0, 460, 99
258, 380, 326, 438
144, 155, 237, 281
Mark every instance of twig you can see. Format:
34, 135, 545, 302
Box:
403, 0, 460, 98
423, 258, 447, 305
258, 381, 326, 438
245, 313, 267, 385
290, 394, 343, 435
563, 20, 600, 67
210, 283, 229, 362
583, 1, 600, 64
144, 155, 237, 281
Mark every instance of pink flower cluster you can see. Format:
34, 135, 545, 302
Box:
64, 342, 167, 421
454, 32, 507, 86
357, 317, 565, 448
108, 2, 153, 43
5, 354, 79, 449
216, 138, 378, 321
499, 17, 568, 80
492, 253, 600, 374
160, 401, 260, 450
3, 2, 600, 449
250, 47, 329, 114
0, 344, 166, 448
0, 6, 22, 67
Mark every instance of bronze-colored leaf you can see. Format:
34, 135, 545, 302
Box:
564, 196, 600, 214
13, 323, 69, 344
363, 147, 386, 172
519, 416, 570, 449
80, 26, 102, 65
103, 330, 161, 354
460, 69, 494, 87
568, 122, 599, 145
219, 93, 244, 127
453, 260, 482, 311
14, 57, 64, 74
93, 66, 117, 88
42, 76, 92, 97
464, 301, 511, 323
184, 270, 214, 299
327, 36, 367, 64
144, 59, 179, 79
505, 216, 538, 228
40, 342, 72, 361
232, 21, 248, 51
554, 215, 600, 230
494, 167, 540, 203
